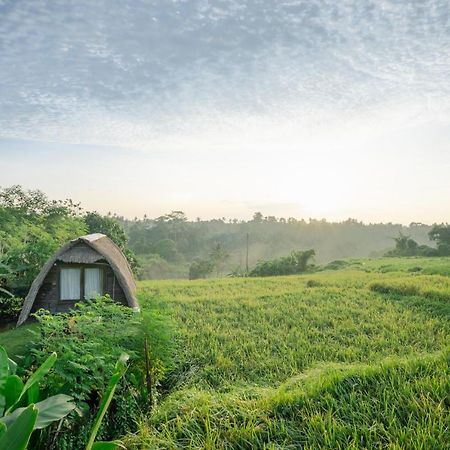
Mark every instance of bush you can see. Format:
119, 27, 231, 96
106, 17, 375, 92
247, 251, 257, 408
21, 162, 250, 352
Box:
189, 259, 214, 280
31, 297, 141, 402
306, 279, 322, 288
249, 249, 315, 277
0, 296, 23, 321
323, 259, 348, 271
26, 296, 173, 449
28, 297, 142, 448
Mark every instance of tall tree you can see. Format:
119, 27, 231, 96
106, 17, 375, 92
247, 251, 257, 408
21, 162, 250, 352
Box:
85, 212, 138, 271
209, 243, 230, 277
429, 224, 450, 255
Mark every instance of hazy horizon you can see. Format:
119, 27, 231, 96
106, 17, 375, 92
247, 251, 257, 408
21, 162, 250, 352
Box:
1, 1, 449, 224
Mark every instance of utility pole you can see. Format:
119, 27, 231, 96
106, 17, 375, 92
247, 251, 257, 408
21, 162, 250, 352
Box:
246, 233, 249, 274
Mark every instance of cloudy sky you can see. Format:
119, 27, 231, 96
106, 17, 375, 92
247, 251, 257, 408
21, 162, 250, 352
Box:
0, 0, 449, 223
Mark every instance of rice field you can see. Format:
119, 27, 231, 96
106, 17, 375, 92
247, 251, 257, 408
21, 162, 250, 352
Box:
125, 259, 450, 449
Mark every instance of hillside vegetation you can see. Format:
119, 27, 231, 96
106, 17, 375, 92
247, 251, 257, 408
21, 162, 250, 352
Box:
123, 258, 450, 449
122, 214, 439, 279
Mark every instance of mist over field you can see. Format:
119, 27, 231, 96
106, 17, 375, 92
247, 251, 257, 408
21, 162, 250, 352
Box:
1, 2, 450, 449
119, 213, 437, 279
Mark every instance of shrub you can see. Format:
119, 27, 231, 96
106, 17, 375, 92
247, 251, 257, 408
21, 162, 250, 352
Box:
323, 259, 348, 271
0, 346, 75, 449
30, 297, 140, 403
306, 279, 322, 288
27, 296, 173, 449
249, 249, 315, 277
0, 296, 23, 321
28, 297, 142, 448
189, 259, 214, 279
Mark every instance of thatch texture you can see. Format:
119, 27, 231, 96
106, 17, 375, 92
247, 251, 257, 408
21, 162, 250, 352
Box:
57, 243, 103, 264
17, 234, 139, 326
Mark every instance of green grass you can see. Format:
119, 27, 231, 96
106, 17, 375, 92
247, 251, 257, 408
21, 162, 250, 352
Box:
126, 351, 449, 449
127, 258, 450, 448
0, 322, 38, 361
342, 256, 450, 276
2, 257, 449, 448
137, 274, 449, 392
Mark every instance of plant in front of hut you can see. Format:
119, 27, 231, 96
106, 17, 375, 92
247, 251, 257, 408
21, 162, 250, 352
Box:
0, 345, 75, 450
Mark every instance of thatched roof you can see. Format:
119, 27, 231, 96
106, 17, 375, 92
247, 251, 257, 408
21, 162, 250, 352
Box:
17, 234, 139, 326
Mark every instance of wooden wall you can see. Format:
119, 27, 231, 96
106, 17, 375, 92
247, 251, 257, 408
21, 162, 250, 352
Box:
31, 262, 128, 314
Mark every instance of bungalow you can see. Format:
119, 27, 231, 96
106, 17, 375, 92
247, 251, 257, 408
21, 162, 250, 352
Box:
17, 233, 139, 326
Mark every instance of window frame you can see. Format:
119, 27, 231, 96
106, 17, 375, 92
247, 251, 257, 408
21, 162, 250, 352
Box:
58, 264, 106, 301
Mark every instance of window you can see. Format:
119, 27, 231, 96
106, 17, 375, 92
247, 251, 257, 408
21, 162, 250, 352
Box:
84, 267, 103, 299
60, 268, 81, 300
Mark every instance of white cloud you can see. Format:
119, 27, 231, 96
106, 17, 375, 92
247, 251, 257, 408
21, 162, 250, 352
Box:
0, 0, 449, 222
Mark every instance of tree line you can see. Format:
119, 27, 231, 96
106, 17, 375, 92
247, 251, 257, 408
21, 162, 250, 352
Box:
1, 185, 450, 315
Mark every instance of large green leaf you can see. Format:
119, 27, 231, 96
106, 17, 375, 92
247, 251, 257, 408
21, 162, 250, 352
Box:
0, 346, 9, 416
0, 347, 9, 382
0, 422, 5, 439
21, 352, 57, 395
8, 358, 17, 376
6, 352, 57, 414
0, 404, 38, 450
4, 375, 23, 411
33, 395, 75, 429
0, 394, 75, 430
27, 384, 39, 405
85, 354, 129, 450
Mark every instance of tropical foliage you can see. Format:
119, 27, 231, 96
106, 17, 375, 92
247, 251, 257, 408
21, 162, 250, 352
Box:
249, 249, 315, 276
0, 186, 136, 321
429, 223, 450, 256
0, 346, 75, 450
23, 296, 170, 449
122, 214, 437, 278
385, 231, 437, 257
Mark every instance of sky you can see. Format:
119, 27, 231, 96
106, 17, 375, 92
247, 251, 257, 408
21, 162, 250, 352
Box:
0, 0, 449, 223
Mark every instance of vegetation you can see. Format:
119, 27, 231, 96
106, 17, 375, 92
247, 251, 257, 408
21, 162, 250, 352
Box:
0, 186, 446, 283
429, 223, 450, 256
122, 214, 438, 279
0, 185, 86, 298
123, 261, 450, 448
249, 249, 315, 277
385, 225, 450, 258
1, 257, 449, 448
22, 298, 141, 449
385, 232, 437, 257
84, 212, 138, 271
0, 324, 38, 361
0, 186, 137, 322
0, 346, 75, 450
188, 259, 214, 280
0, 185, 448, 448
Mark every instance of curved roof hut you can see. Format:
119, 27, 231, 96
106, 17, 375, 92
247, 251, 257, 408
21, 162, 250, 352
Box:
17, 233, 139, 326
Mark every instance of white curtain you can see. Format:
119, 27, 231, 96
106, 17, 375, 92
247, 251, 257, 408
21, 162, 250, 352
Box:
84, 268, 102, 299
60, 268, 81, 300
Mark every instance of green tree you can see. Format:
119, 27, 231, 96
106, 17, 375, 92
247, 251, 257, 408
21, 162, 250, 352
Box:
85, 212, 138, 271
209, 243, 230, 277
0, 186, 86, 297
252, 212, 263, 223
153, 239, 178, 262
249, 249, 315, 277
189, 259, 214, 280
429, 224, 450, 255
